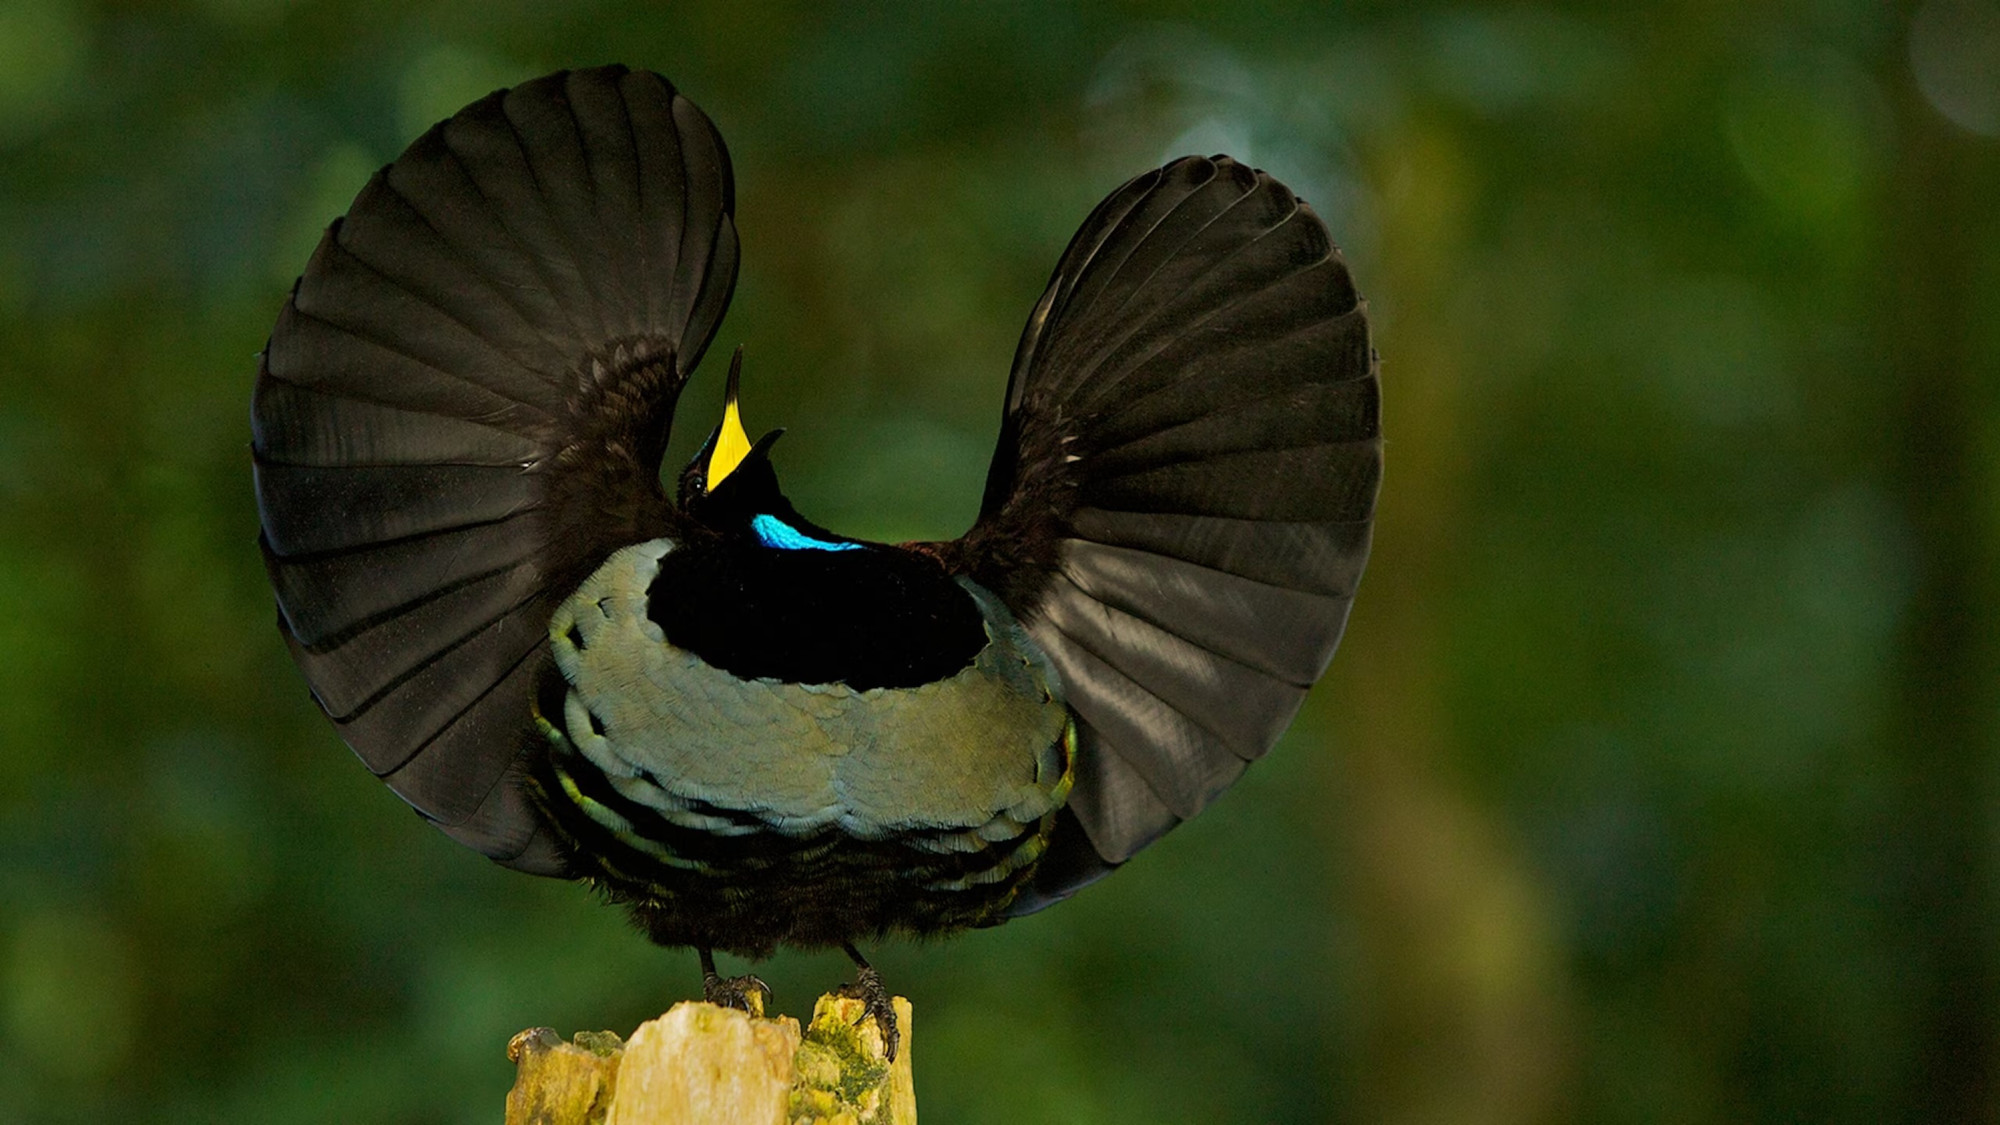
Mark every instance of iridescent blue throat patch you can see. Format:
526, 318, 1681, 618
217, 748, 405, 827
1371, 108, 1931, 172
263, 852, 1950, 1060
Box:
752, 514, 862, 552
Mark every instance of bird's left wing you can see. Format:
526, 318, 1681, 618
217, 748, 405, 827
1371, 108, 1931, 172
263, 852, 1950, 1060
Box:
252, 66, 738, 872
934, 156, 1381, 913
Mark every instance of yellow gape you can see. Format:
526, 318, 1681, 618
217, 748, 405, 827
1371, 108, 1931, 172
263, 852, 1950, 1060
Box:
707, 349, 753, 491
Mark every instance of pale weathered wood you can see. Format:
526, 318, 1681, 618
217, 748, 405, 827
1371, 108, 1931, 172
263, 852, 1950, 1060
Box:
607, 1003, 801, 1125
504, 996, 916, 1125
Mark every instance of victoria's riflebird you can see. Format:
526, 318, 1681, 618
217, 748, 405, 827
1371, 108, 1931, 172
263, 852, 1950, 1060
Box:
251, 65, 1381, 1057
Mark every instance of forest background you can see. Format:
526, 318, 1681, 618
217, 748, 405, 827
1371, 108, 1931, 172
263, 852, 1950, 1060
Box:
3, 1, 1998, 1122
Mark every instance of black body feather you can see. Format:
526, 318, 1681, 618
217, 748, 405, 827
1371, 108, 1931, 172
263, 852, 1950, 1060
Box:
649, 541, 988, 691
253, 66, 1379, 957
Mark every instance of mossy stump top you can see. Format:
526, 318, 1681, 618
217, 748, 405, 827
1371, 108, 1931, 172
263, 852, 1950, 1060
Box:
505, 995, 915, 1125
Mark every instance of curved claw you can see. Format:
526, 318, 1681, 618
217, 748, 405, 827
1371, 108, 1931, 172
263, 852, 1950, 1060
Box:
702, 970, 773, 1018
833, 965, 901, 1062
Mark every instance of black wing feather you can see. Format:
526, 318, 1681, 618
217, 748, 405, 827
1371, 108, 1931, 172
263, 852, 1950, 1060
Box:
252, 67, 739, 872
945, 156, 1381, 914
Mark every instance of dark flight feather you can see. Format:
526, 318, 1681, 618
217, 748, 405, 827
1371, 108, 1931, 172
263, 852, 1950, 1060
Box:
940, 155, 1381, 914
252, 66, 739, 872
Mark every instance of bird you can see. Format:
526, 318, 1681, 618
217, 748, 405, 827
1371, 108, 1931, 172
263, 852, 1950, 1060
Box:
251, 64, 1380, 1059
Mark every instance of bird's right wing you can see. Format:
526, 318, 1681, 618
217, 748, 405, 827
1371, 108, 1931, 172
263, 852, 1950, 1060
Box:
938, 156, 1381, 913
252, 66, 738, 872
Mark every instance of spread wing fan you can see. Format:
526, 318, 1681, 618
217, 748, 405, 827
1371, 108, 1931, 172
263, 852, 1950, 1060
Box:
941, 156, 1382, 914
251, 66, 738, 873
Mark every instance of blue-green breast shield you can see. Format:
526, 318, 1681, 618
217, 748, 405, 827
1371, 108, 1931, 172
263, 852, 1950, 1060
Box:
545, 539, 1073, 846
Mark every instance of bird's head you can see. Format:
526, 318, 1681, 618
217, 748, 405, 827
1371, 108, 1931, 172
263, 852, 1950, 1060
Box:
678, 347, 789, 530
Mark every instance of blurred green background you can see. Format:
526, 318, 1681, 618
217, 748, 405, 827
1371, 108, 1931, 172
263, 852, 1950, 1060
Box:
4, 1, 1999, 1122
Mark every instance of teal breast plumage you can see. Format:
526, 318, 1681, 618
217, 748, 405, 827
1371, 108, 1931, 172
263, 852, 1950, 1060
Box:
251, 65, 1380, 1056
537, 530, 1075, 954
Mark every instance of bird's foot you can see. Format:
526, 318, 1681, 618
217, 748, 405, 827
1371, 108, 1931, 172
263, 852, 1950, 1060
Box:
833, 964, 900, 1062
702, 969, 772, 1018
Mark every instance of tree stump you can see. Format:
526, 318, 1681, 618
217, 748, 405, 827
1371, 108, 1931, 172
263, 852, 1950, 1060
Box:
505, 995, 916, 1125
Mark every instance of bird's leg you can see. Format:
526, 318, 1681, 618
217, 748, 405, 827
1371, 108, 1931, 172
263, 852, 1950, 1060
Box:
698, 946, 771, 1017
834, 942, 901, 1062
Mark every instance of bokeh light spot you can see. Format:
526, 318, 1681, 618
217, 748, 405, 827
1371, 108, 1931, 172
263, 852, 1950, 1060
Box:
1910, 0, 2000, 136
1724, 49, 1890, 224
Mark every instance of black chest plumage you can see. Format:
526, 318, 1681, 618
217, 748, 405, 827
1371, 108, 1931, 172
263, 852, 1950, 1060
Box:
648, 537, 988, 691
